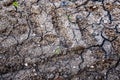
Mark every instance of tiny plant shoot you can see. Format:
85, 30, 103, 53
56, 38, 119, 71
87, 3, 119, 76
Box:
54, 48, 61, 54
12, 1, 19, 8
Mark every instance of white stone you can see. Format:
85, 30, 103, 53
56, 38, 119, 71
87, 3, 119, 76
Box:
32, 33, 36, 36
34, 73, 37, 75
118, 24, 120, 28
73, 66, 76, 69
90, 65, 94, 68
33, 69, 36, 72
104, 19, 108, 23
102, 59, 105, 62
24, 63, 28, 66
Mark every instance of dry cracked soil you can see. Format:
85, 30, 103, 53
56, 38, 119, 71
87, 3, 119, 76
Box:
0, 0, 120, 80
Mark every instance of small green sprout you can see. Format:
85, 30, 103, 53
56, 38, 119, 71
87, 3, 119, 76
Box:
12, 1, 19, 8
54, 48, 61, 54
68, 15, 72, 19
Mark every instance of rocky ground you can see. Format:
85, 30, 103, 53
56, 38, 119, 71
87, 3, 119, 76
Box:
0, 0, 120, 80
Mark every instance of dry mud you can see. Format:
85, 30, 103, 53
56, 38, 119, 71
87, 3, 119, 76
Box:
0, 0, 120, 80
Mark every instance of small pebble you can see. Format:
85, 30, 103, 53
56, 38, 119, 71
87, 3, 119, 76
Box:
90, 65, 94, 68
24, 63, 28, 66
34, 73, 37, 76
73, 66, 76, 68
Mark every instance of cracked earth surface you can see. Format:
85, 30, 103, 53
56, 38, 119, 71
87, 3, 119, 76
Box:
0, 0, 120, 80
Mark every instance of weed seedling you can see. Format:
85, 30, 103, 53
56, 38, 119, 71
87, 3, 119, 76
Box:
54, 48, 61, 55
12, 1, 19, 8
